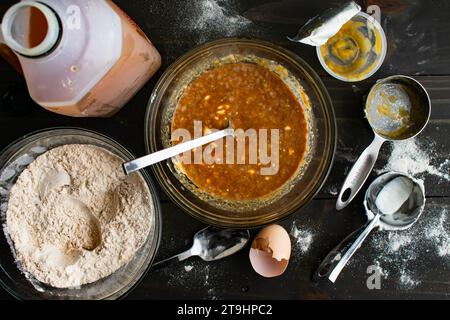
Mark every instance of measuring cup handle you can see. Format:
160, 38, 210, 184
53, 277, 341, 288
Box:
314, 214, 381, 283
336, 135, 385, 211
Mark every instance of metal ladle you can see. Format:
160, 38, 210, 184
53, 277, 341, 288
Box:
150, 227, 250, 272
315, 172, 425, 283
336, 75, 431, 210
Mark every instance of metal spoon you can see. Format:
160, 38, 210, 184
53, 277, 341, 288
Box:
123, 121, 234, 175
315, 172, 425, 283
336, 75, 430, 210
150, 227, 250, 272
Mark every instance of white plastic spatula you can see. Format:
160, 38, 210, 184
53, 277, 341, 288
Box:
123, 122, 234, 175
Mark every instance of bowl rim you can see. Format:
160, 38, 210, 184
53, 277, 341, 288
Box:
316, 11, 388, 82
0, 127, 162, 300
145, 37, 337, 229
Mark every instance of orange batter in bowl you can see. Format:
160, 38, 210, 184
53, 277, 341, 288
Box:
171, 63, 308, 200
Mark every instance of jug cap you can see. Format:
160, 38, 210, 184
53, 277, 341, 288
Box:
1, 1, 60, 57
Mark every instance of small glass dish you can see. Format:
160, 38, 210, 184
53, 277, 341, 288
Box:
317, 12, 387, 82
145, 38, 337, 228
0, 128, 161, 300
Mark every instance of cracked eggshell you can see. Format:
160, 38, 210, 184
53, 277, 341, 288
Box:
249, 224, 291, 278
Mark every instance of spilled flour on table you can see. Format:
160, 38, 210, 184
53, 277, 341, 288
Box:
372, 260, 389, 279
368, 138, 449, 287
364, 206, 449, 289
290, 222, 314, 255
388, 233, 412, 252
142, 0, 256, 45
184, 265, 194, 272
163, 261, 218, 299
191, 0, 250, 36
180, 0, 253, 44
203, 265, 218, 299
400, 272, 421, 288
324, 184, 339, 196
425, 210, 450, 257
377, 138, 450, 180
335, 139, 358, 164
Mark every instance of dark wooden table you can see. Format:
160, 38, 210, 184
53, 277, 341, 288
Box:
1, 0, 449, 300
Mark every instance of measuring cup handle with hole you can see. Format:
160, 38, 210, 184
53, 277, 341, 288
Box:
336, 135, 386, 210
314, 214, 381, 283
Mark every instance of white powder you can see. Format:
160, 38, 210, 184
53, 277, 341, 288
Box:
5, 145, 153, 288
399, 272, 421, 288
379, 138, 450, 180
184, 0, 251, 44
388, 233, 412, 252
325, 184, 339, 196
329, 186, 338, 196
192, 0, 250, 33
204, 266, 210, 286
165, 261, 218, 299
373, 260, 389, 279
425, 209, 450, 257
290, 223, 313, 254
365, 205, 449, 289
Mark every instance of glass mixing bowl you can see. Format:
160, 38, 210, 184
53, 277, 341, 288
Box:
145, 38, 336, 228
0, 128, 161, 300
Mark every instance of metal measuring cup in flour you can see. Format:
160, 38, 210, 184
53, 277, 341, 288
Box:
315, 172, 425, 283
336, 75, 431, 210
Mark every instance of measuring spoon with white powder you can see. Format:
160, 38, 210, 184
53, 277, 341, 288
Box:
315, 172, 425, 283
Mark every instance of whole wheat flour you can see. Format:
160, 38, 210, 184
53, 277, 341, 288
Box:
5, 144, 153, 288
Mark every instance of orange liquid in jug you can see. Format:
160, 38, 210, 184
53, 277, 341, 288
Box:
46, 0, 161, 117
0, 6, 47, 72
28, 6, 48, 48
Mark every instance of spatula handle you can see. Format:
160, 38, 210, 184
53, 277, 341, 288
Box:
123, 128, 234, 175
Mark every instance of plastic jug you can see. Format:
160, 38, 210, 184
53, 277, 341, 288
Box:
0, 0, 161, 117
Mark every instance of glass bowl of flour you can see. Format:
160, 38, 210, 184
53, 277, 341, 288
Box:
0, 128, 161, 300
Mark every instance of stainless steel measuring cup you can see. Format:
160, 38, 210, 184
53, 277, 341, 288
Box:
336, 75, 431, 210
315, 172, 426, 283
